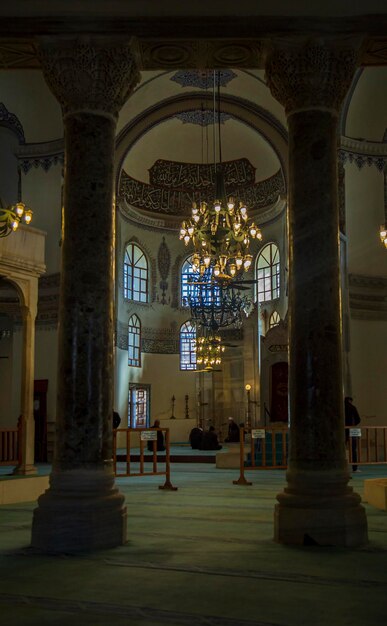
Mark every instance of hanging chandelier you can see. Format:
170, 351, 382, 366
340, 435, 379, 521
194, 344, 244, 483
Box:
195, 332, 225, 368
179, 168, 261, 279
0, 202, 33, 238
179, 71, 262, 280
184, 271, 251, 332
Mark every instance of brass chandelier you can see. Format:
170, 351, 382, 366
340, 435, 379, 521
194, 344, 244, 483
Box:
179, 70, 262, 280
380, 225, 387, 249
195, 332, 225, 368
179, 167, 262, 279
0, 202, 33, 238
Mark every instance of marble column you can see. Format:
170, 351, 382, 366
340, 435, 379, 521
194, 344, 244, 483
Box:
265, 41, 368, 546
14, 278, 38, 475
31, 38, 140, 552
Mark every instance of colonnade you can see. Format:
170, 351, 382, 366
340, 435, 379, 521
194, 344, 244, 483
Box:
31, 36, 368, 551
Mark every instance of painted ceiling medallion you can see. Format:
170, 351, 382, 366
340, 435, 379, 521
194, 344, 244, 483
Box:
174, 110, 231, 126
170, 69, 237, 90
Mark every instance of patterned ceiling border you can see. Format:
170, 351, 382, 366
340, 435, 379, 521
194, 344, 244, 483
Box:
170, 69, 237, 89
0, 102, 25, 143
349, 273, 387, 321
173, 110, 231, 126
16, 139, 64, 174
339, 136, 387, 171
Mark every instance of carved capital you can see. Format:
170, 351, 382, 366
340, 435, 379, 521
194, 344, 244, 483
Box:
265, 41, 359, 116
38, 38, 141, 118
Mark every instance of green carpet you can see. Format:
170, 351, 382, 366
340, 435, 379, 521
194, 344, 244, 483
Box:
0, 464, 386, 626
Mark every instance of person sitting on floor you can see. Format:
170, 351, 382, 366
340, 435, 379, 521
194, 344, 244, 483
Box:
147, 419, 165, 452
201, 426, 222, 451
189, 427, 203, 450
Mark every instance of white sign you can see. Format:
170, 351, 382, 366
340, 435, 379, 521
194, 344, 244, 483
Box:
251, 429, 266, 439
350, 428, 362, 438
140, 430, 157, 441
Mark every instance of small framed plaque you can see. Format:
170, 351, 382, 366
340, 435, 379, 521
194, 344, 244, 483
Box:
140, 430, 158, 441
251, 429, 266, 439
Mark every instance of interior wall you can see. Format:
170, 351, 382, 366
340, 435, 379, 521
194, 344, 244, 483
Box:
349, 320, 387, 424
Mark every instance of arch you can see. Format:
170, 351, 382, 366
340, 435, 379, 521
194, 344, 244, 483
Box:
255, 242, 280, 303
115, 92, 288, 190
180, 320, 196, 371
123, 242, 149, 303
128, 314, 141, 367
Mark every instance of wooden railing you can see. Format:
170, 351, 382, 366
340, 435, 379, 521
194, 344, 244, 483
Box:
113, 427, 177, 491
233, 425, 387, 485
0, 417, 22, 466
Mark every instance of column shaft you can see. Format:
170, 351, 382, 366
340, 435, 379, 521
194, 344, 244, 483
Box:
266, 40, 368, 546
31, 38, 139, 552
288, 110, 344, 470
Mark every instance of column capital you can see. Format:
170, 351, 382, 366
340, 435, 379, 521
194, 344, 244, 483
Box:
38, 37, 141, 120
265, 39, 361, 116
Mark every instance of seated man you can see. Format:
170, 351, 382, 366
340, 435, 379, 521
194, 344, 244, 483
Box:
147, 419, 165, 452
201, 426, 222, 451
189, 427, 203, 450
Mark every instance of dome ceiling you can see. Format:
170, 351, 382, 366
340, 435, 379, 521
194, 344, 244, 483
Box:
118, 69, 286, 218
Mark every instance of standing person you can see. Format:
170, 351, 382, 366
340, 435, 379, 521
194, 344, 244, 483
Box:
225, 417, 240, 443
344, 397, 361, 472
147, 419, 165, 452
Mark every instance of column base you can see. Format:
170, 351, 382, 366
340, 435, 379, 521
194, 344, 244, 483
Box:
13, 464, 37, 476
274, 469, 368, 547
31, 467, 127, 553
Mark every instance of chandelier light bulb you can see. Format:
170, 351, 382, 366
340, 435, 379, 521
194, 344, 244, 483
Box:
214, 201, 221, 213
229, 263, 236, 277
235, 254, 243, 269
204, 255, 211, 267
249, 224, 257, 237
184, 234, 190, 245
380, 225, 387, 243
24, 209, 33, 224
187, 225, 194, 236
192, 203, 198, 215
193, 214, 200, 223
11, 220, 19, 231
243, 255, 253, 270
15, 202, 24, 217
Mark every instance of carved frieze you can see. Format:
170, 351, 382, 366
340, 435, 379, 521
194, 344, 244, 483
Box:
119, 167, 285, 216
116, 320, 180, 354
265, 42, 359, 115
38, 39, 141, 117
157, 237, 170, 305
149, 158, 255, 189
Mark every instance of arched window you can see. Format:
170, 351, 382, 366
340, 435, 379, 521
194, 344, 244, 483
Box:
256, 243, 280, 303
124, 243, 148, 303
180, 321, 196, 371
128, 314, 141, 367
269, 311, 281, 329
181, 255, 200, 306
181, 255, 220, 307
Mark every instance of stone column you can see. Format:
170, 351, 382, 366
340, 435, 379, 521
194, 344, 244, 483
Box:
31, 38, 140, 552
14, 278, 38, 475
265, 41, 368, 546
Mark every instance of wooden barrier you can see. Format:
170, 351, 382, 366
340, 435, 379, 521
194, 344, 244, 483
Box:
0, 417, 22, 467
233, 425, 288, 485
233, 425, 387, 485
346, 426, 387, 466
113, 427, 177, 491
